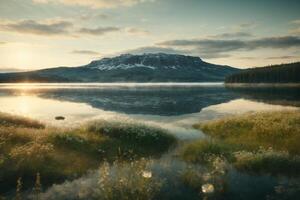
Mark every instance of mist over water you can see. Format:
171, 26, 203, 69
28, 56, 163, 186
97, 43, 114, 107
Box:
0, 83, 298, 140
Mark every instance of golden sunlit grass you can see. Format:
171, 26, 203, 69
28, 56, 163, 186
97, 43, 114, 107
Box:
182, 111, 300, 176
0, 113, 176, 192
196, 110, 300, 154
0, 112, 44, 129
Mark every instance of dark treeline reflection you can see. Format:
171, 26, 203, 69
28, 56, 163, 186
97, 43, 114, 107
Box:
227, 86, 300, 107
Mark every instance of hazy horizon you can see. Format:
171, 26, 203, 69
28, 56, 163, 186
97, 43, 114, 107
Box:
0, 0, 300, 70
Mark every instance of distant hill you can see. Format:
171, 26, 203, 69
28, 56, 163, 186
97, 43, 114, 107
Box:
226, 62, 300, 83
0, 53, 239, 83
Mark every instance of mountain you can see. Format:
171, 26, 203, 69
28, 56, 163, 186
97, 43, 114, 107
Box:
226, 62, 300, 83
0, 53, 239, 83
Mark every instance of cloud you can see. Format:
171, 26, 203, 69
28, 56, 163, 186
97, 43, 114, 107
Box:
125, 27, 150, 35
78, 26, 120, 35
96, 13, 110, 19
0, 42, 6, 45
290, 19, 300, 25
157, 36, 300, 59
238, 56, 256, 60
71, 50, 101, 55
32, 0, 154, 9
118, 46, 231, 59
265, 56, 298, 60
289, 20, 300, 35
0, 19, 73, 36
210, 31, 253, 39
79, 13, 111, 20
119, 46, 190, 55
290, 27, 300, 35
0, 18, 138, 38
234, 22, 256, 31
249, 36, 300, 49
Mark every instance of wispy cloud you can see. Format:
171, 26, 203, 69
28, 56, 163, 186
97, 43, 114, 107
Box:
290, 19, 300, 25
78, 26, 121, 36
0, 19, 73, 36
71, 50, 101, 55
289, 19, 300, 35
118, 46, 190, 55
125, 27, 150, 36
290, 28, 300, 35
234, 22, 257, 31
32, 0, 155, 9
79, 13, 111, 21
0, 42, 6, 45
0, 18, 124, 37
210, 31, 253, 39
265, 55, 298, 60
157, 36, 300, 58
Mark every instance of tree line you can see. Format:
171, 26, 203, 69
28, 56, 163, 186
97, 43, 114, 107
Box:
225, 62, 300, 83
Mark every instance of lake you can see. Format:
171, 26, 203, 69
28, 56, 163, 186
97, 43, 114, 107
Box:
0, 83, 299, 137
0, 83, 300, 199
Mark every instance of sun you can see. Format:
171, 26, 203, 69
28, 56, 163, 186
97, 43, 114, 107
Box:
15, 48, 33, 67
1, 43, 35, 70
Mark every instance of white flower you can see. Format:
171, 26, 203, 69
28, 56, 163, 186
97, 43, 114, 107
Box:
201, 184, 214, 194
142, 171, 152, 178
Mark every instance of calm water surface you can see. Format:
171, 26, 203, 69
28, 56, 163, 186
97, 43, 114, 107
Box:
0, 83, 299, 139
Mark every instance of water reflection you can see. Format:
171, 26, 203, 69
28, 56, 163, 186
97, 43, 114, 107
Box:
0, 85, 238, 116
0, 83, 299, 139
0, 84, 299, 127
227, 86, 300, 107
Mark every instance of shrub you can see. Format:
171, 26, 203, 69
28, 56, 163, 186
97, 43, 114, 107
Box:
86, 120, 176, 152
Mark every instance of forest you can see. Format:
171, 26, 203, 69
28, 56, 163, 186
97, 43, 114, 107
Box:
226, 62, 300, 83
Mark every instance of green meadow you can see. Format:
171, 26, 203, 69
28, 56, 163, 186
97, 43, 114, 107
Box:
0, 113, 176, 193
1, 111, 300, 199
182, 111, 300, 176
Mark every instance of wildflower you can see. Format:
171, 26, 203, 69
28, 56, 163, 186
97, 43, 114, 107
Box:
16, 177, 22, 200
201, 184, 214, 194
142, 171, 152, 178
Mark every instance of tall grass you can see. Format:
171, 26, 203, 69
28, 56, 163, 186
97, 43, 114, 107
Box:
183, 111, 300, 176
0, 113, 176, 194
0, 112, 44, 129
197, 111, 300, 154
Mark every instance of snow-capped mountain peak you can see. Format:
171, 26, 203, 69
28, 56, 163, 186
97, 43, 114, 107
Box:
86, 53, 204, 71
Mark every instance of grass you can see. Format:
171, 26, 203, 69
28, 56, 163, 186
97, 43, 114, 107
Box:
0, 112, 44, 129
182, 111, 300, 176
39, 159, 163, 200
0, 113, 176, 193
95, 159, 163, 200
181, 140, 236, 164
197, 111, 300, 154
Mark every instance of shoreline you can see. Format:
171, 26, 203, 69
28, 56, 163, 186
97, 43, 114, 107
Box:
225, 83, 300, 88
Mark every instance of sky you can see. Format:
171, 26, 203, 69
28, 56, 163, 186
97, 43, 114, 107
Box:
0, 0, 300, 70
